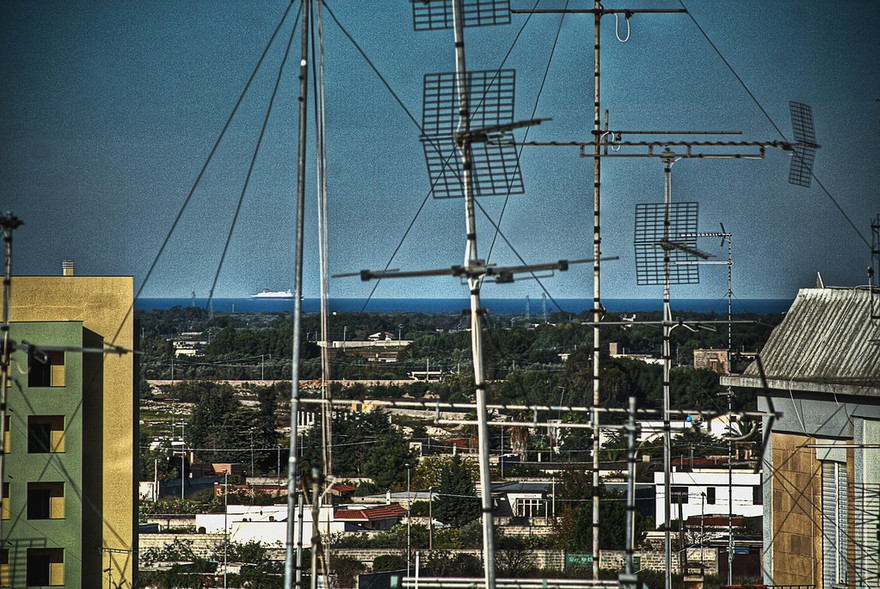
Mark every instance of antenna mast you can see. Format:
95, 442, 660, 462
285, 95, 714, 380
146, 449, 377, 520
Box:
449, 1, 498, 586
0, 212, 23, 547
286, 0, 311, 587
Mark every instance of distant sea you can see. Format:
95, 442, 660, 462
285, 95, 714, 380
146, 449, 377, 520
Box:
135, 297, 792, 315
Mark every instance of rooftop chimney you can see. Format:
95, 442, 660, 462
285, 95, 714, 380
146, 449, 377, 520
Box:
62, 260, 74, 276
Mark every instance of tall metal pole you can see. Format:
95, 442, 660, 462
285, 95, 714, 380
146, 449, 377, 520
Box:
662, 152, 675, 589
727, 386, 734, 585
310, 467, 321, 589
624, 396, 638, 578
285, 1, 310, 587
224, 469, 229, 589
591, 1, 602, 579
726, 232, 734, 587
406, 463, 412, 579
0, 213, 22, 549
450, 1, 496, 587
315, 0, 333, 482
180, 421, 186, 502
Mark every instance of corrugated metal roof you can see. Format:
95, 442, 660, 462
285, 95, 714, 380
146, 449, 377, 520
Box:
730, 287, 880, 395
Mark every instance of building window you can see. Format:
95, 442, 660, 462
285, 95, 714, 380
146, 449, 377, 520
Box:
822, 461, 847, 588
27, 416, 65, 453
26, 548, 63, 587
27, 482, 64, 520
3, 416, 8, 453
27, 349, 65, 388
706, 487, 715, 505
1, 549, 8, 587
1, 483, 7, 520
671, 486, 689, 504
752, 485, 763, 506
514, 498, 546, 518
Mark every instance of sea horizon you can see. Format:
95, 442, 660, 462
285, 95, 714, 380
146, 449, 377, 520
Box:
135, 296, 793, 315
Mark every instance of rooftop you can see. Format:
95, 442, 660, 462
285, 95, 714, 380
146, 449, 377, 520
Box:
722, 287, 880, 396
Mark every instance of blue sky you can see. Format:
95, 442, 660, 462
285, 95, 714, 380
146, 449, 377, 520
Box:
1, 1, 877, 303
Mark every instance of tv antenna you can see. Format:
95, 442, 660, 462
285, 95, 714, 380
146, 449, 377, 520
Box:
336, 2, 610, 588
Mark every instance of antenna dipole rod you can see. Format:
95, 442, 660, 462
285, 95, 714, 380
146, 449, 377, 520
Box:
451, 1, 496, 588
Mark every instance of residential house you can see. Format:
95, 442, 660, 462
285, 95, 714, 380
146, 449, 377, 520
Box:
722, 286, 880, 588
652, 463, 763, 528
194, 503, 408, 544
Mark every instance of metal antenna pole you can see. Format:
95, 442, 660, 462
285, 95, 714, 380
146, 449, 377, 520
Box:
285, 1, 310, 587
310, 468, 321, 589
0, 213, 21, 566
591, 1, 602, 580
661, 151, 675, 589
450, 1, 496, 587
726, 230, 734, 587
619, 396, 639, 589
315, 0, 333, 484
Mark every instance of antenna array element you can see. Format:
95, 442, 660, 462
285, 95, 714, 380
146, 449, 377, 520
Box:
421, 70, 524, 199
411, 0, 511, 30
634, 202, 700, 285
788, 101, 818, 188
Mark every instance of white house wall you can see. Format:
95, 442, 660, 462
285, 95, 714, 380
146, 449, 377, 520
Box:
653, 470, 763, 527
195, 505, 341, 546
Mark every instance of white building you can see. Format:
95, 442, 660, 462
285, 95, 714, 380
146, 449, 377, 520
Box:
196, 504, 339, 545
194, 502, 408, 545
653, 468, 762, 527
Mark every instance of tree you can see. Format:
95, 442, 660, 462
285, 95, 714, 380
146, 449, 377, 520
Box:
186, 382, 243, 460
362, 428, 418, 489
552, 469, 649, 551
412, 454, 479, 489
434, 454, 480, 528
332, 556, 366, 589
301, 409, 394, 477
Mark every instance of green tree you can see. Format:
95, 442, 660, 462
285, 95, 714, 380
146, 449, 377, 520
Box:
434, 454, 480, 527
552, 469, 649, 551
300, 409, 394, 477
362, 428, 418, 489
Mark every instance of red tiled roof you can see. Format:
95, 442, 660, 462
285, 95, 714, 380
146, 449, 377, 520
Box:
330, 484, 358, 494
334, 504, 407, 521
438, 438, 469, 450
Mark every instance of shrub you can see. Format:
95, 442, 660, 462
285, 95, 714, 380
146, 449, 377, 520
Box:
373, 554, 406, 572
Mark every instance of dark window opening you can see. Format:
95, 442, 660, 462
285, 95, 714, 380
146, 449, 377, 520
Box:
27, 416, 64, 454
27, 349, 65, 388
706, 487, 715, 505
26, 548, 63, 586
671, 486, 688, 504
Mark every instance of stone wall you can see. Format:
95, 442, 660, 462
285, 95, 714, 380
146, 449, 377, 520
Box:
139, 534, 717, 575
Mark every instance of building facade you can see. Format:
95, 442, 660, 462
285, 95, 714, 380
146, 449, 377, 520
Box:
1, 271, 136, 587
723, 286, 880, 589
